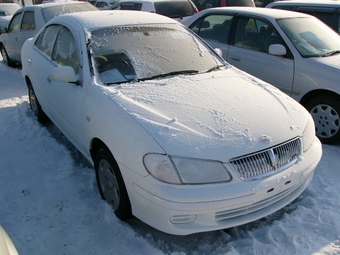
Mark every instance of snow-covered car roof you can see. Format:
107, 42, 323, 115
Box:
51, 9, 179, 29
191, 6, 312, 20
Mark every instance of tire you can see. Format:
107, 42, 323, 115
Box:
95, 147, 132, 220
305, 95, 340, 144
1, 45, 14, 67
28, 84, 50, 123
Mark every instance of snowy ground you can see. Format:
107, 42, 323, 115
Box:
0, 57, 340, 255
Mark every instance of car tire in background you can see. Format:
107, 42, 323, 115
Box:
28, 83, 50, 124
1, 45, 14, 67
95, 147, 132, 220
305, 95, 340, 144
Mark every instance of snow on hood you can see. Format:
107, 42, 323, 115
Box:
100, 66, 309, 161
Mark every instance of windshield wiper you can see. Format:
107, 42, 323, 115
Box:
206, 64, 225, 73
321, 50, 340, 57
138, 70, 199, 81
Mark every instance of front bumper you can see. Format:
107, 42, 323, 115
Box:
125, 138, 321, 235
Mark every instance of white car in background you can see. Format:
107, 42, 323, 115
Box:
21, 10, 321, 235
183, 7, 340, 144
0, 225, 18, 255
89, 0, 118, 10
0, 3, 21, 29
0, 1, 97, 66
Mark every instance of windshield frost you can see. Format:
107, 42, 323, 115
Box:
277, 17, 340, 58
90, 24, 223, 84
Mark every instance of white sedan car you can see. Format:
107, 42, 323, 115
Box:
183, 7, 340, 144
0, 225, 18, 255
21, 10, 322, 235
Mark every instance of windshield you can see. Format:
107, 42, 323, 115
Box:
277, 17, 340, 58
90, 23, 224, 84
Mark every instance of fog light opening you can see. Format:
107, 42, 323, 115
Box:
170, 214, 196, 224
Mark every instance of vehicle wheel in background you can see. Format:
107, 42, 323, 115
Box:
28, 84, 50, 123
305, 95, 340, 144
1, 45, 14, 67
95, 147, 132, 220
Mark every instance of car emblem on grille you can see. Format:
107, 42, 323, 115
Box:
260, 135, 272, 144
267, 149, 277, 169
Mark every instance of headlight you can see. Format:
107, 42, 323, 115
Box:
302, 114, 316, 152
143, 153, 232, 184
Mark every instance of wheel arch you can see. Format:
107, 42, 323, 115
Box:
300, 89, 340, 107
90, 137, 110, 163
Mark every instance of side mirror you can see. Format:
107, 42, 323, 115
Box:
214, 48, 223, 58
0, 26, 8, 35
268, 44, 286, 56
49, 66, 79, 85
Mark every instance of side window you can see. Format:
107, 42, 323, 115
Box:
21, 11, 35, 31
120, 3, 142, 10
52, 27, 79, 73
35, 25, 60, 58
337, 13, 340, 33
8, 12, 22, 33
233, 16, 282, 52
189, 15, 233, 44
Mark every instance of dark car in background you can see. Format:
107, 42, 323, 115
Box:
192, 0, 255, 11
111, 0, 198, 20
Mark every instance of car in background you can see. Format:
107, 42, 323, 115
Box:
0, 1, 97, 66
183, 7, 340, 144
0, 3, 21, 29
21, 10, 321, 235
110, 0, 198, 20
0, 225, 18, 255
89, 0, 118, 10
192, 0, 255, 11
266, 1, 340, 34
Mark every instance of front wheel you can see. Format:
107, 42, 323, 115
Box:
95, 147, 132, 220
305, 95, 340, 144
28, 84, 50, 123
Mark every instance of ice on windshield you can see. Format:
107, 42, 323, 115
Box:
90, 24, 223, 84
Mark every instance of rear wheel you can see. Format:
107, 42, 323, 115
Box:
95, 147, 132, 220
305, 95, 340, 144
28, 84, 50, 123
1, 45, 14, 67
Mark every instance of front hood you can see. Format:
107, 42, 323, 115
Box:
312, 54, 340, 70
101, 66, 309, 161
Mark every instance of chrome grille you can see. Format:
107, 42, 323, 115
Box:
229, 138, 302, 180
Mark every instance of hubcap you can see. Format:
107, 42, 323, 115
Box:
98, 159, 120, 210
310, 104, 340, 138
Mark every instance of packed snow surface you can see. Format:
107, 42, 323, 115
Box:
0, 57, 339, 255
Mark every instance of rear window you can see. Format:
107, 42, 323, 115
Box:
154, 0, 196, 18
225, 0, 254, 7
42, 3, 97, 22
